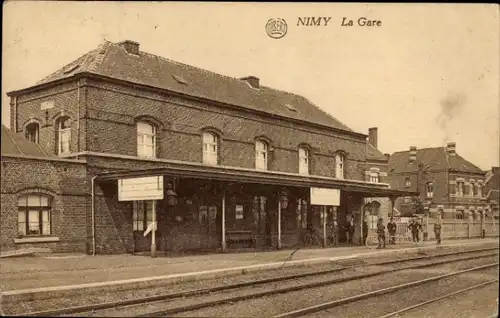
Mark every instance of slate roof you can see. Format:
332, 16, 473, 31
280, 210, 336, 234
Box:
32, 40, 355, 133
1, 125, 51, 157
388, 146, 484, 174
366, 143, 387, 161
485, 167, 499, 202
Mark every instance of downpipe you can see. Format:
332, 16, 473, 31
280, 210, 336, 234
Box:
91, 176, 97, 256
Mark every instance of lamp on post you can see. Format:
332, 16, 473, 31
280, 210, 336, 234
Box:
166, 183, 178, 207
279, 189, 289, 209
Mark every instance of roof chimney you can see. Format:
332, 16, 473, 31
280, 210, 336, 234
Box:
240, 76, 260, 89
409, 146, 417, 163
446, 142, 456, 156
368, 127, 378, 148
118, 40, 140, 55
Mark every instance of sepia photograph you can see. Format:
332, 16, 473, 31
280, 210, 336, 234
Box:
1, 2, 499, 317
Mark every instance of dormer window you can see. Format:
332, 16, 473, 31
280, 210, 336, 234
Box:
25, 122, 39, 144
137, 121, 156, 158
370, 172, 379, 183
299, 147, 309, 175
255, 140, 268, 170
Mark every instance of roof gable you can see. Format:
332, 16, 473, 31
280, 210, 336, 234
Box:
366, 143, 387, 161
34, 41, 355, 133
1, 125, 52, 157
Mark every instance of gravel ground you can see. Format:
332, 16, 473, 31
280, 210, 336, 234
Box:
123, 256, 498, 317
5, 249, 497, 316
312, 267, 498, 317
397, 282, 499, 318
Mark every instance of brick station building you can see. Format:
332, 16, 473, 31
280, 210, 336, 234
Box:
2, 40, 415, 255
388, 143, 490, 220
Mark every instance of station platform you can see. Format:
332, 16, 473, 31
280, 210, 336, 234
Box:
1, 238, 498, 293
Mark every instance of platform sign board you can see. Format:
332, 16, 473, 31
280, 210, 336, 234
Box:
41, 101, 54, 110
310, 188, 340, 206
118, 176, 164, 201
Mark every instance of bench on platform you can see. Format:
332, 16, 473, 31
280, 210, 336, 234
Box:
226, 230, 256, 248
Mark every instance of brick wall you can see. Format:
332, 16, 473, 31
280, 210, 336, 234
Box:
0, 156, 88, 253
84, 79, 367, 179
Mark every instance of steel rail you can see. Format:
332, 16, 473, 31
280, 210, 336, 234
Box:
15, 247, 498, 317
378, 279, 499, 318
273, 263, 499, 318
138, 253, 498, 317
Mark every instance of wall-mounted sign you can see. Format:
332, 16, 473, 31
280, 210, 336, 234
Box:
41, 101, 55, 111
118, 176, 164, 201
310, 188, 340, 206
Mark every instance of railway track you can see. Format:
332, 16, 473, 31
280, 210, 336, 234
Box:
273, 263, 498, 317
17, 246, 495, 317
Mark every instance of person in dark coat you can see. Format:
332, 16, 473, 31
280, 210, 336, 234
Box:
376, 217, 386, 249
408, 218, 423, 243
434, 213, 442, 245
347, 218, 355, 244
387, 217, 397, 245
363, 217, 369, 246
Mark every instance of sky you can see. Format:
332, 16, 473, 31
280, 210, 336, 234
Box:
2, 2, 499, 170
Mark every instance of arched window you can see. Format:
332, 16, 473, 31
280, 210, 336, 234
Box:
137, 121, 156, 158
25, 122, 39, 144
298, 147, 309, 175
255, 140, 268, 170
456, 181, 465, 197
335, 154, 345, 179
57, 118, 71, 155
477, 184, 483, 197
17, 194, 52, 236
202, 132, 218, 165
426, 182, 434, 198
456, 210, 465, 220
472, 182, 477, 197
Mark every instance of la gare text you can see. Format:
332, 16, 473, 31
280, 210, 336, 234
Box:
341, 17, 382, 27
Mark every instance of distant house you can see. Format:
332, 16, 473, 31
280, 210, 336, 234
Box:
388, 142, 489, 220
484, 167, 499, 220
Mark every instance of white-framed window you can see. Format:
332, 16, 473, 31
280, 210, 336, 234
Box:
457, 181, 464, 197
18, 194, 51, 236
456, 210, 465, 220
370, 172, 379, 183
366, 201, 380, 230
203, 132, 218, 165
426, 182, 434, 198
405, 177, 411, 187
404, 196, 412, 204
57, 118, 71, 155
299, 147, 309, 175
477, 184, 483, 197
335, 154, 345, 179
25, 123, 39, 144
133, 201, 154, 231
255, 140, 268, 170
137, 121, 156, 158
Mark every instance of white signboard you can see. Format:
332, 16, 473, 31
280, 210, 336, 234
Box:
41, 101, 54, 110
310, 188, 340, 206
118, 176, 164, 201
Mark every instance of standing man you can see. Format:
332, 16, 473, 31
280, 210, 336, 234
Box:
434, 213, 442, 245
408, 218, 423, 244
376, 217, 386, 249
363, 216, 369, 246
387, 217, 397, 245
348, 218, 355, 244
330, 216, 339, 247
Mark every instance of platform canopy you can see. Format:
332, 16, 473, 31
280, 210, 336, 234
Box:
95, 160, 417, 199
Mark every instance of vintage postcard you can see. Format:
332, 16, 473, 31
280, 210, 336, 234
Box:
1, 2, 499, 317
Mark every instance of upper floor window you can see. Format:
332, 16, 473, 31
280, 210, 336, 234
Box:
477, 184, 483, 197
471, 182, 477, 197
456, 210, 465, 220
370, 172, 379, 183
335, 154, 345, 179
137, 121, 156, 158
25, 123, 39, 144
57, 118, 71, 155
203, 132, 218, 165
426, 182, 434, 198
255, 140, 268, 170
298, 147, 309, 175
18, 194, 52, 236
405, 177, 411, 187
456, 181, 464, 197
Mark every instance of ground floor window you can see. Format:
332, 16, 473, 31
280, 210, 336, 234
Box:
133, 201, 154, 231
252, 196, 267, 227
296, 198, 308, 229
18, 194, 52, 236
365, 201, 381, 230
